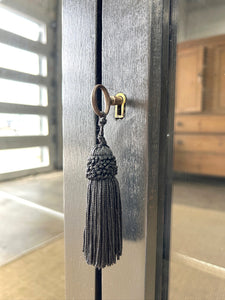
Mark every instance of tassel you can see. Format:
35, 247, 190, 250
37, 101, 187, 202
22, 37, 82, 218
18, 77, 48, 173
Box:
83, 115, 122, 269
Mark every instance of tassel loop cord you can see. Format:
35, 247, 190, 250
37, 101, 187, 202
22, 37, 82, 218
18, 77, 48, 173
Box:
98, 115, 107, 146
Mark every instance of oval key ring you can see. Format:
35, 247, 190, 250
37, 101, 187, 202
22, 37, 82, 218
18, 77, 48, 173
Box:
91, 84, 111, 117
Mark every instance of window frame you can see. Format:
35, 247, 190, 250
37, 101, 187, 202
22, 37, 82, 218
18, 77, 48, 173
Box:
0, 0, 62, 180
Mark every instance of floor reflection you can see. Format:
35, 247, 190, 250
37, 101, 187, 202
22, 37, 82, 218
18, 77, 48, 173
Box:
169, 179, 225, 300
0, 172, 64, 300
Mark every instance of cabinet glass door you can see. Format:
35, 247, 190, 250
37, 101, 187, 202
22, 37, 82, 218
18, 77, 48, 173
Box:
169, 1, 225, 299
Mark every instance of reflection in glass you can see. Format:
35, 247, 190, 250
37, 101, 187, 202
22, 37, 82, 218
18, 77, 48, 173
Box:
0, 5, 46, 43
0, 3, 63, 300
0, 79, 48, 106
0, 114, 48, 136
169, 1, 225, 299
0, 146, 50, 174
0, 43, 47, 76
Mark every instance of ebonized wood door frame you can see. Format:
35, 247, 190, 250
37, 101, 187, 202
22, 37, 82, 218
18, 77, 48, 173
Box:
63, 0, 177, 299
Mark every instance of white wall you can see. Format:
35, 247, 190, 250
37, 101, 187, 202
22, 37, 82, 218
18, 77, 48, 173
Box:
177, 0, 187, 42
178, 2, 225, 42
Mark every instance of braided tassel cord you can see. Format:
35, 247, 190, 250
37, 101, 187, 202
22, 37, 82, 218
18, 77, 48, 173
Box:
83, 116, 122, 268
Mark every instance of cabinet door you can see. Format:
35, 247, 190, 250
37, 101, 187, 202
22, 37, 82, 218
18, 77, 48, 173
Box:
63, 0, 177, 299
175, 46, 205, 113
214, 45, 225, 111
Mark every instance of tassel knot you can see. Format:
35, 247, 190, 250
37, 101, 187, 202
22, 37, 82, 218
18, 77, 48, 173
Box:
86, 145, 117, 180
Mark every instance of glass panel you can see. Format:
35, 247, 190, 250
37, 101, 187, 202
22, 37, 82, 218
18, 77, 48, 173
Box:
40, 56, 48, 77
0, 114, 48, 136
0, 3, 63, 300
0, 146, 49, 174
0, 79, 48, 106
0, 5, 46, 43
169, 1, 225, 299
0, 43, 47, 76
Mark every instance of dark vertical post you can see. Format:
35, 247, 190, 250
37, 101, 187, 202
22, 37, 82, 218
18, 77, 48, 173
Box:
155, 0, 177, 298
95, 268, 102, 300
95, 1, 102, 300
95, 0, 102, 141
161, 1, 177, 299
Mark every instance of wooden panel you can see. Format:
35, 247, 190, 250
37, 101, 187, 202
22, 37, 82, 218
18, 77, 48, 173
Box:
174, 115, 225, 133
203, 46, 215, 112
177, 35, 225, 114
177, 34, 225, 52
63, 0, 96, 299
174, 134, 225, 154
63, 0, 177, 298
174, 151, 225, 177
175, 46, 205, 113
214, 45, 225, 110
102, 2, 150, 299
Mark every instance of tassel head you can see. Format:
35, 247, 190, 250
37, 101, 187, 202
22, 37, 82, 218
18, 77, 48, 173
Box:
86, 144, 117, 181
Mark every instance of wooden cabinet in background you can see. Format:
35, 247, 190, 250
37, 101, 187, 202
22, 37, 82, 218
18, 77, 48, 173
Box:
174, 35, 225, 177
214, 45, 225, 111
175, 46, 205, 113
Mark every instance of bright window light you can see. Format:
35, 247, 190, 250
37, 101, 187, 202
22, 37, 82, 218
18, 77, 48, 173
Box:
0, 114, 49, 136
0, 5, 46, 43
0, 79, 48, 106
0, 43, 47, 76
0, 147, 50, 174
0, 5, 51, 176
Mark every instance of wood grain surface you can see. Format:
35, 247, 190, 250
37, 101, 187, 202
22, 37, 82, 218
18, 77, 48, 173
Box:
102, 0, 150, 298
102, 0, 177, 299
63, 1, 96, 299
174, 134, 225, 154
63, 0, 177, 299
174, 114, 225, 133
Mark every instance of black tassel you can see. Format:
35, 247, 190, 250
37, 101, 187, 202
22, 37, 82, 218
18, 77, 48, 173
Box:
83, 115, 122, 269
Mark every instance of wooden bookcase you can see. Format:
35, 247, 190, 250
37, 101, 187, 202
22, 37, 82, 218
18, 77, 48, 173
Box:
174, 34, 225, 177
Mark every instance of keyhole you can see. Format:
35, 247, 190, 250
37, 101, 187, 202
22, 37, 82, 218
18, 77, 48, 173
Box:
117, 104, 122, 116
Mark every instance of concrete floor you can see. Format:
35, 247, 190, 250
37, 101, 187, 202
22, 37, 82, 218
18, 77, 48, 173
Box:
169, 179, 225, 300
0, 172, 224, 299
0, 238, 65, 300
0, 172, 65, 300
0, 172, 63, 265
0, 172, 63, 212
